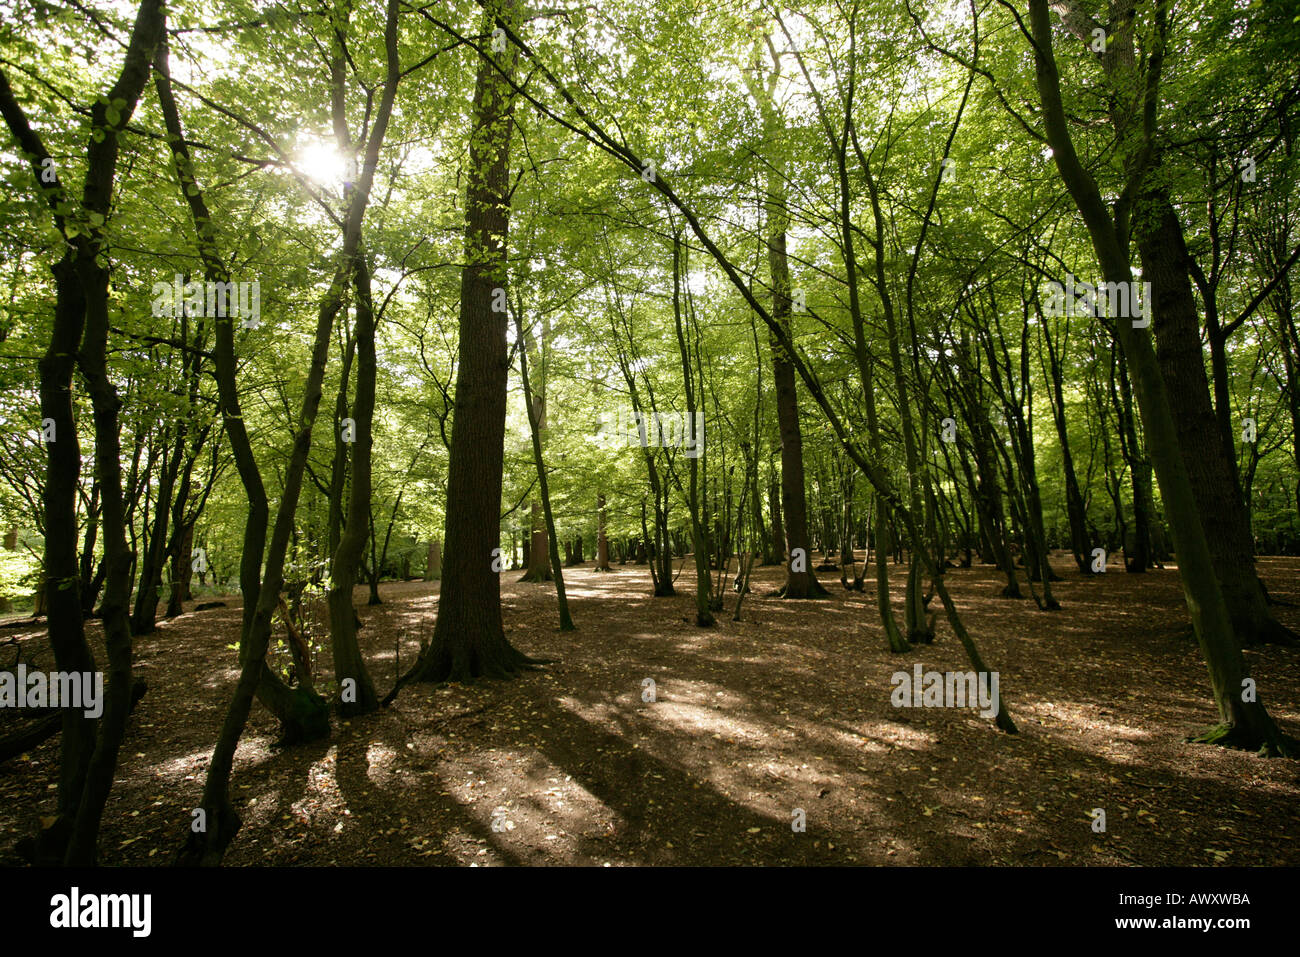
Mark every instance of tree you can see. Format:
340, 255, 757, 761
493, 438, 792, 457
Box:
391, 0, 538, 689
1024, 0, 1288, 753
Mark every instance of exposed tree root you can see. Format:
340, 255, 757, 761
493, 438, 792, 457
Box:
1188, 723, 1297, 758
175, 801, 242, 867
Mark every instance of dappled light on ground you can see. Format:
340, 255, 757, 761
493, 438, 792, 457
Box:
2, 552, 1298, 865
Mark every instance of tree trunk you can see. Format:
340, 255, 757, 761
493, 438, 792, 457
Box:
130, 425, 183, 635
768, 474, 784, 564
595, 494, 611, 571
326, 255, 381, 717
0, 0, 167, 864
1139, 189, 1295, 645
1113, 345, 1153, 572
64, 0, 166, 866
1028, 0, 1288, 753
166, 521, 194, 615
670, 230, 714, 625
1040, 314, 1093, 572
766, 177, 824, 600
393, 0, 534, 688
425, 538, 442, 581
519, 499, 552, 582
78, 479, 100, 617
515, 305, 574, 630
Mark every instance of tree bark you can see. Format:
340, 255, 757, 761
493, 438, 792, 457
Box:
0, 0, 166, 864
767, 171, 824, 599
515, 305, 574, 630
595, 494, 611, 570
326, 255, 381, 717
425, 538, 442, 580
1138, 189, 1295, 645
1028, 0, 1288, 752
393, 0, 534, 689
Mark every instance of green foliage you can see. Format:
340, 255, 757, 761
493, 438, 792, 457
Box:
0, 0, 1295, 627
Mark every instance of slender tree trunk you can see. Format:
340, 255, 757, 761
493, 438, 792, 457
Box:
131, 422, 183, 635
515, 305, 574, 630
670, 230, 714, 625
595, 494, 611, 571
425, 538, 442, 580
1028, 0, 1288, 753
165, 0, 403, 857
766, 175, 824, 599
1040, 314, 1093, 572
1112, 348, 1153, 572
768, 472, 784, 564
326, 255, 381, 717
328, 331, 357, 559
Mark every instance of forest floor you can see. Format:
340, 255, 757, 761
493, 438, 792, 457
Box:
3, 552, 1300, 866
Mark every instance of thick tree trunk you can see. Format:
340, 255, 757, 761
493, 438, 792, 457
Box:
395, 0, 534, 687
519, 499, 552, 582
33, 252, 96, 862
1139, 190, 1295, 645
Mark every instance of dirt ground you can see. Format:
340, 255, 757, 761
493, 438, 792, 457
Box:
3, 552, 1299, 866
